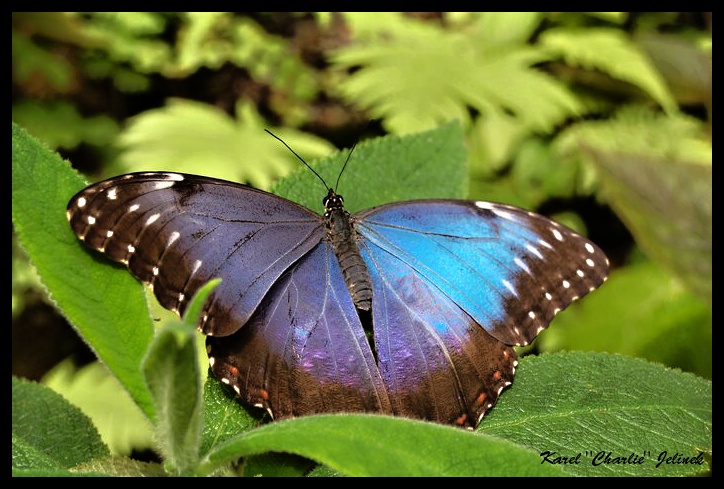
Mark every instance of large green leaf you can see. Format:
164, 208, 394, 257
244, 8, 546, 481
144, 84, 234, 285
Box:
483, 352, 711, 477
272, 119, 467, 212
201, 413, 564, 477
198, 352, 711, 477
12, 122, 156, 419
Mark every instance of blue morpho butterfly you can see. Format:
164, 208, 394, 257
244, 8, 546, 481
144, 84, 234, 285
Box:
66, 132, 609, 430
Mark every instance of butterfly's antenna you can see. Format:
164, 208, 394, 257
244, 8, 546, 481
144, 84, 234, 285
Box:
265, 129, 330, 190
335, 142, 357, 192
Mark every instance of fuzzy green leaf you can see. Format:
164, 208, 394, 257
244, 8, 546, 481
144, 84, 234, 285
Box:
482, 352, 711, 477
70, 457, 168, 477
12, 122, 156, 419
200, 375, 259, 459
139, 274, 222, 475
142, 321, 202, 475
201, 414, 564, 477
141, 282, 218, 476
12, 376, 110, 472
272, 120, 468, 212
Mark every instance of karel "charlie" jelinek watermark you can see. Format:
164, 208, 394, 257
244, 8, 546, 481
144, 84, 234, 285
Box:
540, 450, 705, 468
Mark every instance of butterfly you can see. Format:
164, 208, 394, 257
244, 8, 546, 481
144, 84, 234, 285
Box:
66, 150, 609, 430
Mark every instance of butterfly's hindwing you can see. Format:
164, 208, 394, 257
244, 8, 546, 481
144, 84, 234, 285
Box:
361, 239, 518, 428
207, 244, 393, 418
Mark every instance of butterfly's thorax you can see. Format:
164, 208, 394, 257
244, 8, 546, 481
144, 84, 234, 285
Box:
324, 190, 373, 311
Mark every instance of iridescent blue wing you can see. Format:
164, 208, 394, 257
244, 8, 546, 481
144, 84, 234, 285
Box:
351, 199, 608, 426
354, 200, 609, 347
66, 172, 325, 336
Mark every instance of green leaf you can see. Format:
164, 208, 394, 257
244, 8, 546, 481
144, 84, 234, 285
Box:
556, 106, 712, 163
201, 414, 565, 477
466, 12, 544, 46
11, 27, 74, 91
324, 12, 432, 42
142, 320, 203, 475
172, 12, 230, 73
115, 98, 335, 190
70, 457, 168, 477
12, 122, 156, 419
12, 376, 110, 471
165, 14, 318, 106
595, 152, 710, 304
272, 120, 468, 212
636, 32, 713, 108
140, 279, 220, 475
141, 284, 218, 476
199, 352, 710, 477
79, 12, 172, 74
482, 352, 711, 477
539, 27, 677, 113
467, 110, 530, 175
200, 375, 259, 459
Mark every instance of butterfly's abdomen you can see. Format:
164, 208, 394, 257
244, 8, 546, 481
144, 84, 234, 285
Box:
326, 207, 372, 311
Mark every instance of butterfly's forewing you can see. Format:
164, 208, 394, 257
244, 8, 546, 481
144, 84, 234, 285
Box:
355, 200, 609, 347
66, 172, 325, 336
207, 244, 393, 418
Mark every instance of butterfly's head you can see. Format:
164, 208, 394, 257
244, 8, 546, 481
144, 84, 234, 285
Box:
323, 188, 345, 212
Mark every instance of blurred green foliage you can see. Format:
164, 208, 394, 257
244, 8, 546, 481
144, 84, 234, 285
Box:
12, 12, 711, 476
